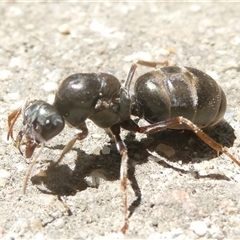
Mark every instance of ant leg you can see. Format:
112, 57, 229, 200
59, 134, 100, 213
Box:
14, 131, 24, 156
110, 124, 129, 234
138, 116, 240, 167
124, 62, 138, 90
124, 59, 168, 90
23, 122, 88, 193
7, 107, 22, 140
50, 122, 88, 167
23, 143, 45, 194
135, 59, 168, 68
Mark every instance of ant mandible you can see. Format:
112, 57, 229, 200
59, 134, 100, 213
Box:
7, 60, 240, 233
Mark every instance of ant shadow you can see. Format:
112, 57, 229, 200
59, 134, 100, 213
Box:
31, 144, 122, 196
31, 120, 236, 217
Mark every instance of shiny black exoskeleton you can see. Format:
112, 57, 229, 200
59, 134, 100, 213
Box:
23, 100, 64, 142
54, 72, 132, 130
134, 66, 226, 128
7, 60, 239, 234
8, 100, 64, 158
53, 64, 227, 139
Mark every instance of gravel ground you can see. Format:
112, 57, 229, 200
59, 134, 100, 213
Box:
1, 2, 240, 240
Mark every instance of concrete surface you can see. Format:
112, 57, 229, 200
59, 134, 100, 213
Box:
1, 2, 240, 239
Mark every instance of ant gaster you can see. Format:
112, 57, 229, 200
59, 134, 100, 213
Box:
7, 60, 240, 233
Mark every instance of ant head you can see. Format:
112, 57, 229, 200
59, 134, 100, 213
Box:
20, 100, 65, 158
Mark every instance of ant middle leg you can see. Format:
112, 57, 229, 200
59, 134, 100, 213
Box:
110, 123, 130, 234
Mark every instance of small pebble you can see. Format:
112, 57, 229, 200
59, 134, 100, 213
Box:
234, 174, 240, 183
202, 38, 211, 44
42, 81, 58, 92
0, 70, 12, 81
189, 4, 201, 12
37, 194, 56, 206
123, 51, 152, 62
155, 143, 175, 157
15, 162, 26, 172
9, 6, 22, 16
0, 169, 10, 179
226, 60, 238, 69
102, 146, 110, 155
9, 57, 21, 68
33, 233, 45, 240
58, 24, 70, 34
190, 220, 208, 236
47, 93, 55, 104
46, 69, 62, 82
53, 218, 65, 228
231, 36, 240, 45
171, 228, 184, 238
85, 175, 100, 187
150, 174, 161, 179
155, 48, 170, 56
85, 169, 107, 187
92, 133, 102, 139
24, 23, 35, 30
30, 218, 42, 230
0, 106, 6, 115
7, 92, 20, 100
92, 146, 101, 155
35, 170, 47, 178
0, 178, 7, 187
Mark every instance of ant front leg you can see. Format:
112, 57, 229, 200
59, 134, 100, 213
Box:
138, 116, 240, 167
7, 99, 36, 141
50, 122, 88, 168
110, 123, 129, 234
7, 107, 22, 141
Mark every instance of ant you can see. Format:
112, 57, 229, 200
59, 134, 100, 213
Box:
7, 60, 240, 233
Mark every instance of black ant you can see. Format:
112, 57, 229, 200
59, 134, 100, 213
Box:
7, 60, 240, 233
